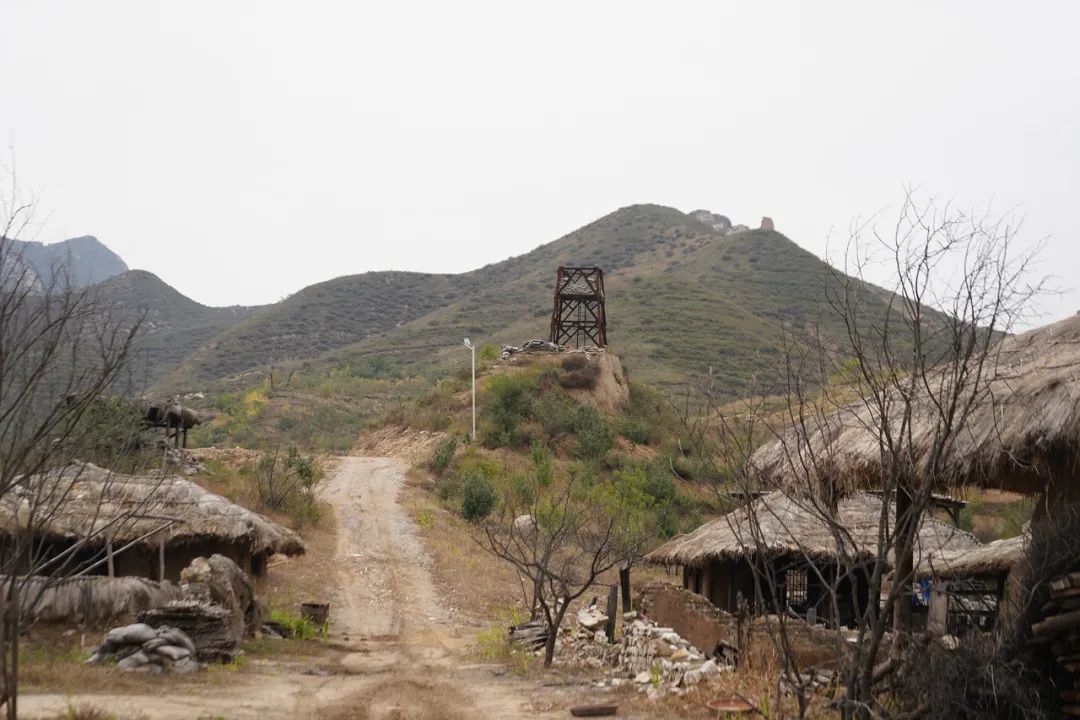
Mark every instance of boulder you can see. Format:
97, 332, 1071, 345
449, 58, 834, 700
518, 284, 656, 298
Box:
577, 606, 609, 632
181, 554, 260, 637
138, 600, 240, 662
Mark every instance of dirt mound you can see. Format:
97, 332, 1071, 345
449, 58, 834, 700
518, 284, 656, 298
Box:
352, 426, 450, 465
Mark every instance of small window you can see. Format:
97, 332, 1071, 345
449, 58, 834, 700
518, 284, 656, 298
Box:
786, 568, 808, 606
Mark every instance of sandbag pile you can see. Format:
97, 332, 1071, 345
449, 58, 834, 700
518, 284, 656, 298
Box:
85, 622, 202, 675
500, 340, 564, 359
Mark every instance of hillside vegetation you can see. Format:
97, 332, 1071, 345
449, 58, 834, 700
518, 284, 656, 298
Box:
94, 270, 263, 388
161, 204, 912, 401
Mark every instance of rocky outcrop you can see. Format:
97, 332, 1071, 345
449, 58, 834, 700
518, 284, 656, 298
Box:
760, 217, 775, 231
11, 235, 128, 288
138, 601, 239, 662
181, 554, 261, 637
688, 210, 733, 234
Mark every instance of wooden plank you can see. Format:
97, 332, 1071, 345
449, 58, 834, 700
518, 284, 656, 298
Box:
1032, 608, 1080, 638
605, 585, 618, 642
1052, 586, 1080, 601
619, 566, 631, 613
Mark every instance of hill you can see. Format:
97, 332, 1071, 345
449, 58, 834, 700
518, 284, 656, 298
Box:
93, 270, 263, 388
163, 204, 865, 395
191, 204, 896, 397
12, 235, 128, 287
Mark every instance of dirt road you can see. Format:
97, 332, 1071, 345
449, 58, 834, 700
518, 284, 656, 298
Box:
22, 457, 565, 719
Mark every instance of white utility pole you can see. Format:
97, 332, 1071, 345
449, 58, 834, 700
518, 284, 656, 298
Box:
463, 338, 476, 442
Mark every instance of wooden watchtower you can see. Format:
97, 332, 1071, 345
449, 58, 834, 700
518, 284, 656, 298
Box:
549, 266, 607, 349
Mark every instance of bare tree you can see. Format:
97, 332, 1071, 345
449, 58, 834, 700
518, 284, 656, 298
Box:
0, 162, 152, 718
683, 191, 1041, 719
478, 461, 649, 667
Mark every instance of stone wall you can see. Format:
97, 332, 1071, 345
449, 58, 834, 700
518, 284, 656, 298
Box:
635, 581, 738, 657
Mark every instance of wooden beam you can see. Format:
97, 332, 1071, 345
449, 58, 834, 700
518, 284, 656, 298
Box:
106, 532, 115, 578
158, 534, 165, 582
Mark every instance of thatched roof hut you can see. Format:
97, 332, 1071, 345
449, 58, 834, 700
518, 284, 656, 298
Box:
2, 463, 304, 563
749, 314, 1080, 495
648, 491, 979, 568
916, 534, 1026, 581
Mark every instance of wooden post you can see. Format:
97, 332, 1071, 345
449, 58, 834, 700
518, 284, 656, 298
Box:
157, 534, 166, 582
605, 585, 618, 642
106, 532, 115, 578
928, 581, 949, 636
619, 566, 632, 613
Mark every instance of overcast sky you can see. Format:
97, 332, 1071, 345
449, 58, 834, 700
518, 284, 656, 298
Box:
2, 2, 1077, 325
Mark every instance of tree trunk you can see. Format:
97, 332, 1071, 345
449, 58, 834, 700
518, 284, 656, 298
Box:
891, 488, 913, 654
543, 597, 570, 668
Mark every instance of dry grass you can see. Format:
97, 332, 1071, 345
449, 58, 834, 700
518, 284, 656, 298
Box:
402, 471, 525, 624
257, 498, 337, 612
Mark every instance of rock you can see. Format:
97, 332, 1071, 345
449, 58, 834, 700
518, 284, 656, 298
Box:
634, 671, 652, 684
760, 216, 775, 231
577, 607, 609, 632
181, 554, 260, 637
670, 648, 690, 662
622, 611, 638, 621
138, 600, 240, 662
129, 663, 164, 675
172, 657, 204, 674
106, 623, 156, 646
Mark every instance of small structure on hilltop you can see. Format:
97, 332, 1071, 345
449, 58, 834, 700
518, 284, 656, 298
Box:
647, 491, 978, 627
550, 266, 607, 349
2, 463, 304, 582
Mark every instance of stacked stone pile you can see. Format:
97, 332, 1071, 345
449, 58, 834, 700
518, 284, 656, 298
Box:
85, 622, 202, 675
620, 615, 724, 696
138, 601, 239, 662
558, 610, 728, 696
500, 340, 564, 359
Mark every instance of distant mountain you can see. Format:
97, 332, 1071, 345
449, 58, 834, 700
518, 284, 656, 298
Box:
92, 270, 263, 389
12, 235, 129, 288
160, 204, 924, 398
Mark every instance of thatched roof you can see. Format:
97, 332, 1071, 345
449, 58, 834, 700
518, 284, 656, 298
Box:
916, 534, 1026, 581
2, 463, 304, 556
749, 314, 1080, 493
647, 491, 979, 568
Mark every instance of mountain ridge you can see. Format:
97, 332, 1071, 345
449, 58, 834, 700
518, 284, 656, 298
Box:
11, 234, 129, 288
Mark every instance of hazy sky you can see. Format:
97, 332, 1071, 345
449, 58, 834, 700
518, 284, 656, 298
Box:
2, 2, 1078, 325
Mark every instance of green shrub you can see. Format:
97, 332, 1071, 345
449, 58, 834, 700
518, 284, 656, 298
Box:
530, 441, 554, 487
558, 365, 599, 390
573, 405, 613, 459
478, 343, 500, 363
619, 417, 650, 444
481, 373, 538, 447
461, 472, 498, 520
430, 437, 457, 475
532, 389, 577, 437
268, 609, 319, 639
